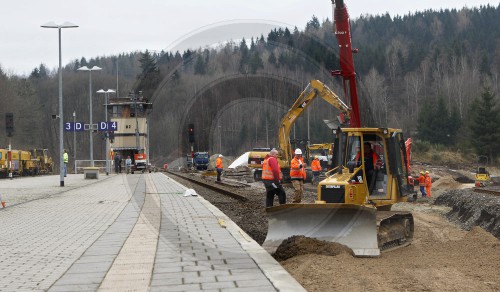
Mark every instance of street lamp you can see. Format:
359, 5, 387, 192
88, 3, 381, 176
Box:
73, 111, 76, 162
78, 65, 102, 167
97, 89, 116, 175
41, 21, 78, 187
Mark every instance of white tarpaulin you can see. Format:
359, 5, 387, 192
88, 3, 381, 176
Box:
228, 152, 250, 169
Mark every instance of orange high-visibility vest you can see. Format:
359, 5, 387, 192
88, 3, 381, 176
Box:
216, 157, 223, 169
311, 159, 321, 171
262, 157, 282, 181
290, 157, 305, 179
425, 175, 432, 187
417, 175, 426, 186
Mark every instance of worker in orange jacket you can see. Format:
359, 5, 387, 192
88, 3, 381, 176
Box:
355, 142, 382, 190
417, 171, 427, 197
290, 148, 306, 203
262, 149, 286, 207
216, 154, 223, 182
311, 155, 322, 185
425, 171, 432, 197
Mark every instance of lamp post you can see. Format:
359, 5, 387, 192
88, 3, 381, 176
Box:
78, 65, 102, 167
97, 89, 115, 175
73, 111, 76, 161
41, 21, 78, 187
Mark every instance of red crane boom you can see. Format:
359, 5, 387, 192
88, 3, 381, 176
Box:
331, 0, 361, 128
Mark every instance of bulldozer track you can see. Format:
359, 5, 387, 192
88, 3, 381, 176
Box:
473, 187, 500, 196
166, 171, 248, 202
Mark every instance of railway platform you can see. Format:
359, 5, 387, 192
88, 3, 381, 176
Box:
0, 173, 304, 291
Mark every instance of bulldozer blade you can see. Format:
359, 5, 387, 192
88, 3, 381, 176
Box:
263, 204, 380, 257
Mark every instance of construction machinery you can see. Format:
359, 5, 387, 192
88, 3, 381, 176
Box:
475, 155, 491, 187
30, 148, 54, 175
0, 148, 53, 177
263, 0, 415, 257
248, 79, 350, 182
305, 143, 333, 170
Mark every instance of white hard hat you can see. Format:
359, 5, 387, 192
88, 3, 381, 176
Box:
294, 148, 302, 155
218, 154, 223, 157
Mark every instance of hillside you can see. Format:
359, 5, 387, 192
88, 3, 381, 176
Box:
1, 5, 499, 168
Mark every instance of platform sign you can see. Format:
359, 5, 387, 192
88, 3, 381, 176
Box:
98, 121, 118, 131
64, 122, 85, 132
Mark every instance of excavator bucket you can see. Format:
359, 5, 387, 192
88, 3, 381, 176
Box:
263, 203, 380, 257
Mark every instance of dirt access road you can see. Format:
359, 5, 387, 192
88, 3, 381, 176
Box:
276, 167, 500, 291
281, 202, 499, 292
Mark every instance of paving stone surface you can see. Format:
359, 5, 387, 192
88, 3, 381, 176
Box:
0, 173, 305, 291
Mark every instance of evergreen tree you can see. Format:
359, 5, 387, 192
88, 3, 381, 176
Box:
306, 15, 320, 31
468, 88, 500, 161
268, 51, 277, 65
417, 96, 461, 145
249, 51, 264, 74
447, 105, 462, 145
29, 68, 40, 79
239, 38, 250, 73
194, 54, 206, 75
137, 50, 160, 96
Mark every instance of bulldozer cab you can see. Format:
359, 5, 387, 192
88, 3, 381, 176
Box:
344, 134, 388, 198
331, 128, 413, 202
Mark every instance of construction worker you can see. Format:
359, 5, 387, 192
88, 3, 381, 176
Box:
417, 171, 427, 197
114, 153, 121, 173
290, 148, 306, 203
311, 155, 322, 185
355, 142, 382, 190
262, 149, 286, 207
216, 154, 223, 182
63, 149, 69, 177
425, 171, 432, 197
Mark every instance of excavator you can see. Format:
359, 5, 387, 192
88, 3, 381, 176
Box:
263, 0, 415, 257
247, 79, 350, 181
305, 143, 333, 169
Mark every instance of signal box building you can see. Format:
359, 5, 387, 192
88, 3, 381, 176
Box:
108, 92, 152, 164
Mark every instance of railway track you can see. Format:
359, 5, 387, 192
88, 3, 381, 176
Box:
473, 187, 500, 196
166, 170, 249, 202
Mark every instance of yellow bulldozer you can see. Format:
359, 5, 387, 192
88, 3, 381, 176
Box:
263, 127, 415, 256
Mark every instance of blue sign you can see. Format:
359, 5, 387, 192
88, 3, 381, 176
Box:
64, 122, 85, 132
98, 121, 118, 131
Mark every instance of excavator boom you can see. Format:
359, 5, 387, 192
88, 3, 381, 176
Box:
278, 79, 350, 166
248, 80, 350, 181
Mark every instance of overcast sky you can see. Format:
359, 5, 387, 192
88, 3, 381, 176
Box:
0, 0, 497, 76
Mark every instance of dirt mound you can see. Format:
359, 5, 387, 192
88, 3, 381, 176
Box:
273, 235, 354, 261
464, 226, 499, 244
432, 176, 461, 189
434, 189, 500, 239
